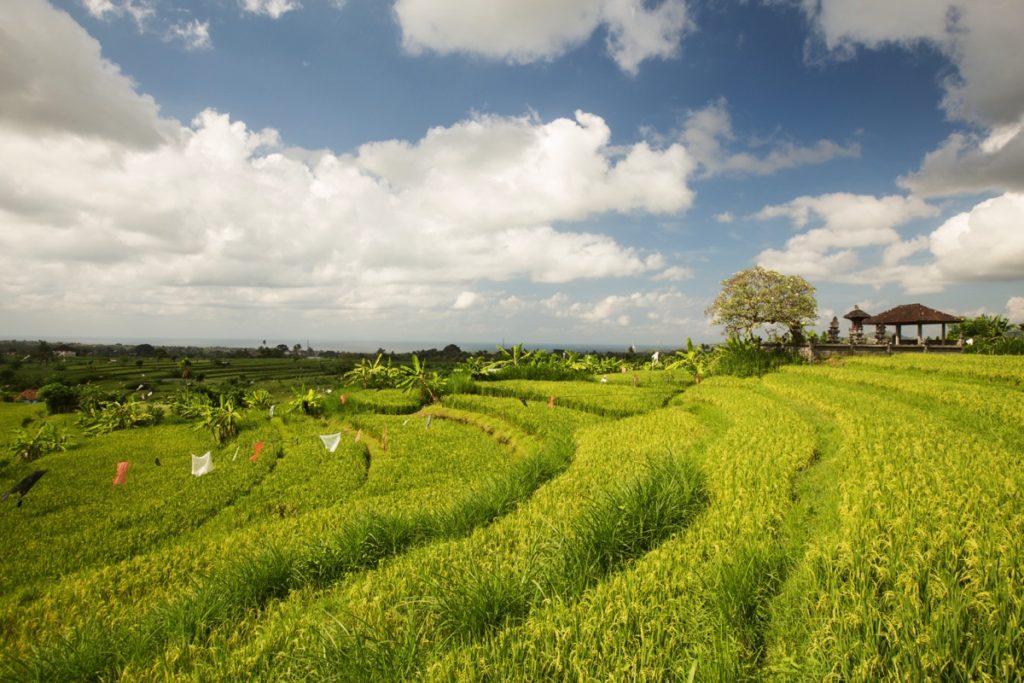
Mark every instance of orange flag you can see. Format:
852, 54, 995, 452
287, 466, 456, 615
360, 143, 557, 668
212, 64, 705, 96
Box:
339, 394, 348, 405
112, 461, 129, 486
250, 441, 265, 463
548, 395, 555, 409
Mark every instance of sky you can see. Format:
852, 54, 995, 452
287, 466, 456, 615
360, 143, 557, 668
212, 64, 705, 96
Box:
1, 0, 1022, 349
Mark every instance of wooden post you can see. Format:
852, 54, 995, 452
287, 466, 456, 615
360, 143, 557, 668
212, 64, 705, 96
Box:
895, 324, 901, 345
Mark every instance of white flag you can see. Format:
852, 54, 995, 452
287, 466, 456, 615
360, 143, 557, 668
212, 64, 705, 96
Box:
425, 415, 432, 429
232, 446, 239, 461
192, 451, 213, 476
269, 404, 275, 418
320, 432, 342, 453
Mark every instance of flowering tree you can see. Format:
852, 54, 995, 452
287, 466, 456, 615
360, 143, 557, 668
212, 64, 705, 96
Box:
706, 266, 817, 342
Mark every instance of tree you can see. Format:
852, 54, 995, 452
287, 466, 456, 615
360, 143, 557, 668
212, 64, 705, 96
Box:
707, 266, 817, 341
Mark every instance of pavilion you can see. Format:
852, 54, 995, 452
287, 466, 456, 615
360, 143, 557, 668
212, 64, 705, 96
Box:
863, 303, 963, 345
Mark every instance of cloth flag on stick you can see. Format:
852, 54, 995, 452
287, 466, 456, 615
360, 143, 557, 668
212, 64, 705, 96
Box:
354, 430, 362, 443
232, 446, 240, 461
425, 415, 432, 429
548, 395, 555, 409
269, 404, 275, 418
382, 425, 388, 452
112, 461, 129, 486
320, 432, 342, 453
192, 451, 213, 477
339, 394, 348, 405
251, 441, 265, 463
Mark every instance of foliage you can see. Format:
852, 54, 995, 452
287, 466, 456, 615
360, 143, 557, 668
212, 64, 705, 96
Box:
951, 313, 1012, 341
665, 338, 711, 383
706, 266, 817, 340
9, 423, 70, 461
39, 382, 78, 414
344, 354, 401, 389
287, 387, 324, 417
395, 355, 444, 403
81, 398, 163, 434
710, 336, 802, 377
194, 396, 242, 444
243, 388, 273, 409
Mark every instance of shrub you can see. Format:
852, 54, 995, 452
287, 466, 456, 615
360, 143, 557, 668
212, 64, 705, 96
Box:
9, 423, 70, 461
39, 382, 78, 414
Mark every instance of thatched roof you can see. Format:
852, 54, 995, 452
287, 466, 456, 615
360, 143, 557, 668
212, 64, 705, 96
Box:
843, 306, 871, 321
864, 303, 962, 325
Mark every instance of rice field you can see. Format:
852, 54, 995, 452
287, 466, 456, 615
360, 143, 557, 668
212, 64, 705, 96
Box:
0, 355, 1021, 680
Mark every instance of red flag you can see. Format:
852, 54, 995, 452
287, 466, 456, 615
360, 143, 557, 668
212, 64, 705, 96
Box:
250, 441, 265, 463
548, 395, 555, 409
339, 394, 348, 405
112, 461, 129, 486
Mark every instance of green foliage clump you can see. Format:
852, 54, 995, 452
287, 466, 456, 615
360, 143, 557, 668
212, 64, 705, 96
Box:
194, 396, 242, 444
81, 398, 163, 435
9, 423, 70, 461
39, 383, 78, 414
707, 266, 817, 341
711, 336, 803, 377
243, 388, 272, 409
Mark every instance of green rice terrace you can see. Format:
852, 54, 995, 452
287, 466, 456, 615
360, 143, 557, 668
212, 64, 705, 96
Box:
1, 350, 1022, 681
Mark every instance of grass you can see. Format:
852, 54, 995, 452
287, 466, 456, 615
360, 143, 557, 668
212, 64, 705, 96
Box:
1, 359, 1023, 680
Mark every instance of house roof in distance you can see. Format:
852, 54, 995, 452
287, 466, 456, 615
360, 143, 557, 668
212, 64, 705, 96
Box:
864, 303, 963, 325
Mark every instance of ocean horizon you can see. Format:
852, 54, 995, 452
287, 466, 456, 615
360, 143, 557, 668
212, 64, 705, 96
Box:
10, 336, 688, 354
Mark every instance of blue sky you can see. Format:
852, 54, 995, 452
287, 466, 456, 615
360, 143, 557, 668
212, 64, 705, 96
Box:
1, 0, 1022, 348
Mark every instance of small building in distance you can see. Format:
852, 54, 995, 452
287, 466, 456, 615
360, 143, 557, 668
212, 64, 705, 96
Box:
863, 303, 963, 345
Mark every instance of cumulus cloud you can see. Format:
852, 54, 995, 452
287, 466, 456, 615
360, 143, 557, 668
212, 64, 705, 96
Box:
0, 107, 694, 318
393, 0, 690, 74
713, 211, 735, 223
0, 0, 697, 327
928, 192, 1024, 283
802, 1, 1024, 196
753, 192, 937, 282
680, 98, 859, 177
899, 122, 1024, 196
754, 190, 1024, 293
166, 19, 212, 51
0, 0, 165, 147
1007, 296, 1024, 323
241, 0, 301, 19
80, 0, 153, 28
542, 289, 703, 330
651, 266, 694, 282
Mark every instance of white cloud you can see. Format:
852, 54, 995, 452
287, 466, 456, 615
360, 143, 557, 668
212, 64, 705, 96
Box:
0, 21, 696, 325
754, 193, 937, 251
754, 190, 1024, 293
393, 0, 690, 74
241, 0, 301, 19
803, 1, 1024, 197
1007, 296, 1024, 323
805, 0, 1024, 128
542, 289, 702, 329
928, 192, 1024, 283
80, 0, 153, 28
651, 266, 694, 282
680, 98, 859, 177
899, 121, 1024, 196
452, 291, 479, 309
713, 211, 735, 223
0, 0, 165, 147
166, 19, 212, 51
